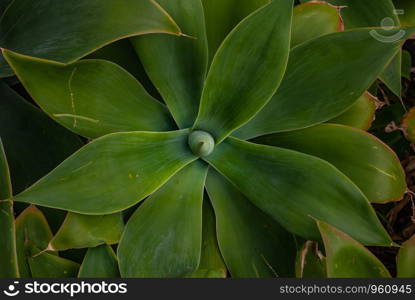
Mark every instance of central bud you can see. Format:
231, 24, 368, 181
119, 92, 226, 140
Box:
188, 130, 215, 157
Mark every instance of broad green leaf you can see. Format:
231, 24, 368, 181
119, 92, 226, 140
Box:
13, 130, 197, 214
403, 107, 415, 143
194, 0, 293, 143
255, 124, 406, 204
328, 92, 378, 130
78, 245, 119, 278
0, 0, 181, 77
380, 52, 402, 97
402, 49, 412, 79
397, 235, 415, 277
236, 28, 414, 139
28, 245, 79, 278
0, 81, 82, 194
318, 221, 391, 278
132, 0, 208, 128
202, 0, 270, 62
204, 137, 391, 245
118, 162, 207, 277
49, 213, 124, 251
3, 50, 175, 139
205, 169, 296, 277
188, 197, 227, 278
292, 1, 343, 48
394, 0, 415, 26
295, 241, 326, 278
86, 39, 161, 100
15, 206, 54, 277
315, 0, 402, 97
0, 139, 19, 277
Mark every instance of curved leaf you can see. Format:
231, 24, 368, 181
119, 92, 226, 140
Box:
132, 0, 208, 128
3, 50, 175, 139
78, 245, 119, 278
292, 1, 343, 47
205, 137, 392, 245
28, 246, 79, 278
13, 130, 197, 214
255, 124, 406, 203
205, 169, 296, 277
380, 52, 402, 98
0, 0, 181, 77
0, 138, 19, 277
0, 81, 82, 194
194, 0, 293, 143
318, 220, 391, 278
397, 235, 415, 277
118, 162, 207, 278
86, 39, 161, 99
15, 206, 54, 277
202, 0, 269, 62
188, 196, 227, 278
328, 92, 378, 130
49, 213, 124, 251
235, 28, 414, 139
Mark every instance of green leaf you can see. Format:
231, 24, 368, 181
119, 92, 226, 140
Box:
205, 169, 296, 277
49, 213, 124, 251
131, 0, 208, 128
397, 235, 415, 277
380, 51, 402, 97
15, 206, 54, 277
255, 124, 406, 204
78, 245, 119, 278
0, 139, 19, 277
205, 137, 391, 245
0, 81, 82, 194
194, 0, 293, 143
13, 130, 197, 214
318, 220, 391, 278
295, 241, 326, 278
28, 246, 79, 278
118, 162, 207, 277
0, 0, 181, 77
292, 1, 343, 48
403, 107, 415, 143
236, 28, 413, 139
3, 50, 175, 139
328, 92, 378, 130
188, 196, 227, 278
394, 0, 415, 26
319, 0, 403, 98
202, 0, 269, 63
402, 49, 412, 79
85, 39, 161, 99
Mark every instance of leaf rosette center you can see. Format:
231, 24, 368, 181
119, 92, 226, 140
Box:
188, 130, 215, 157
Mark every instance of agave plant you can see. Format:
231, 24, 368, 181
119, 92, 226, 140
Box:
1, 0, 414, 278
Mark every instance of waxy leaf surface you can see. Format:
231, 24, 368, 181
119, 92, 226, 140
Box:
194, 0, 293, 143
3, 50, 175, 139
206, 169, 296, 277
118, 162, 207, 277
13, 130, 196, 214
78, 245, 119, 278
205, 137, 391, 245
